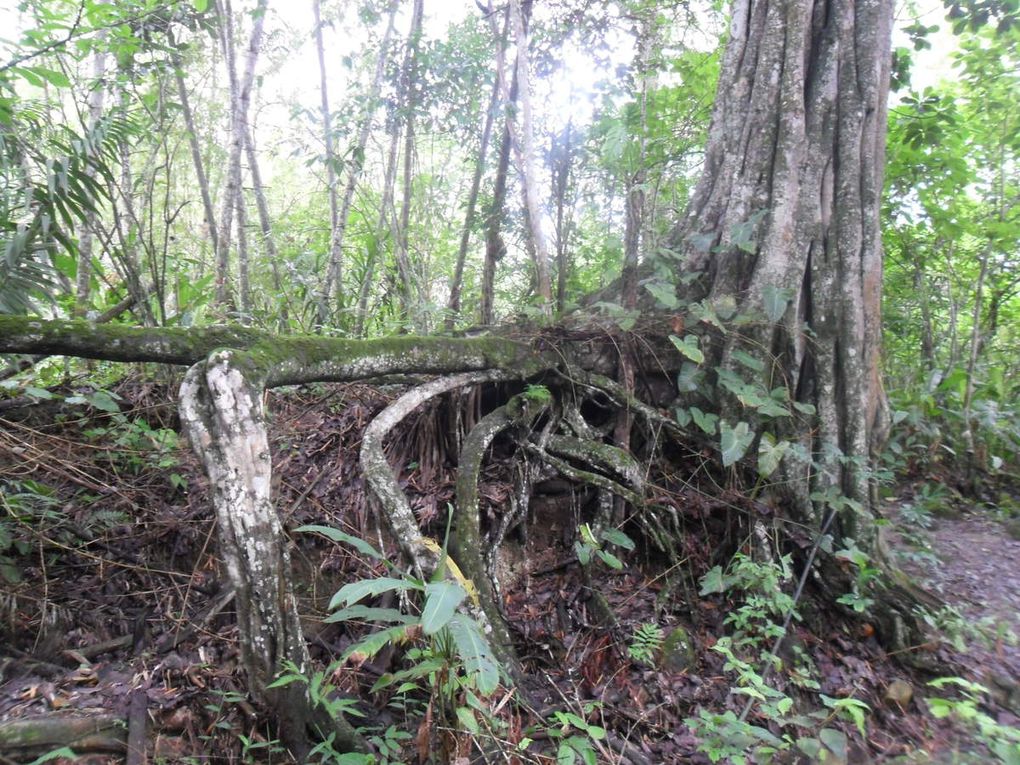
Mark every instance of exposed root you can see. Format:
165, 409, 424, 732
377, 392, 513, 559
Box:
359, 370, 511, 576
453, 391, 550, 679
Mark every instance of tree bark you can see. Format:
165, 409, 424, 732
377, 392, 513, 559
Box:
669, 0, 922, 645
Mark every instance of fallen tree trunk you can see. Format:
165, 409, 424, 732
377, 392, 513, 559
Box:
0, 713, 126, 755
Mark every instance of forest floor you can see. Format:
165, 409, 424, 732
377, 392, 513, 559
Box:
0, 379, 1018, 763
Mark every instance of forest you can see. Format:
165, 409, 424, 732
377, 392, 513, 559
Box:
0, 0, 1018, 762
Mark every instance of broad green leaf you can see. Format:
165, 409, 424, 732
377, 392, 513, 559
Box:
193, 0, 209, 10
644, 281, 678, 309
86, 390, 120, 412
421, 581, 467, 634
674, 406, 692, 427
600, 528, 635, 550
676, 362, 702, 393
757, 433, 790, 477
819, 728, 848, 761
329, 578, 415, 611
323, 606, 414, 625
25, 386, 56, 400
447, 614, 499, 694
720, 420, 754, 467
792, 401, 817, 415
341, 625, 410, 663
669, 334, 704, 364
296, 524, 386, 561
762, 284, 794, 322
574, 541, 592, 565
731, 349, 764, 372
456, 706, 480, 734
691, 407, 718, 435
596, 549, 623, 570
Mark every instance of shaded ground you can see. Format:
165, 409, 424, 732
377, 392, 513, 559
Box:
887, 488, 1020, 737
0, 379, 1017, 763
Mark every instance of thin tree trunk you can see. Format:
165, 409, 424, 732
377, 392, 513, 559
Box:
170, 35, 219, 269
551, 119, 575, 314
74, 46, 107, 317
961, 245, 990, 480
317, 0, 400, 327
311, 0, 341, 322
109, 80, 154, 326
446, 67, 499, 329
244, 130, 289, 329
393, 0, 425, 329
215, 0, 268, 310
506, 0, 551, 314
480, 8, 519, 326
235, 186, 252, 324
354, 120, 402, 336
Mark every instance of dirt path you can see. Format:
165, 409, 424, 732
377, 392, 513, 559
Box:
890, 496, 1020, 714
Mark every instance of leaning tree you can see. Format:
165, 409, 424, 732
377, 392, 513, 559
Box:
0, 0, 939, 755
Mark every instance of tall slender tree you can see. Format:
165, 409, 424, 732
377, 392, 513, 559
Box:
317, 0, 400, 327
215, 0, 268, 310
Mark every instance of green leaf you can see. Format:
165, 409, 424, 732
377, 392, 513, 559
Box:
25, 386, 56, 400
699, 565, 727, 595
690, 407, 718, 435
674, 407, 692, 427
762, 284, 794, 322
456, 706, 480, 734
669, 334, 704, 364
596, 549, 623, 569
600, 528, 635, 550
819, 728, 848, 761
676, 362, 702, 393
574, 541, 592, 565
557, 742, 577, 765
193, 0, 209, 10
341, 625, 409, 663
421, 581, 467, 635
731, 349, 764, 372
757, 433, 789, 477
86, 389, 120, 412
26, 747, 78, 765
644, 281, 678, 309
720, 420, 754, 467
323, 606, 414, 625
792, 401, 816, 415
329, 578, 416, 611
25, 66, 72, 88
296, 525, 386, 561
447, 614, 499, 694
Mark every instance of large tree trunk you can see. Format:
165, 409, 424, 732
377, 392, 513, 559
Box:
672, 0, 920, 642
